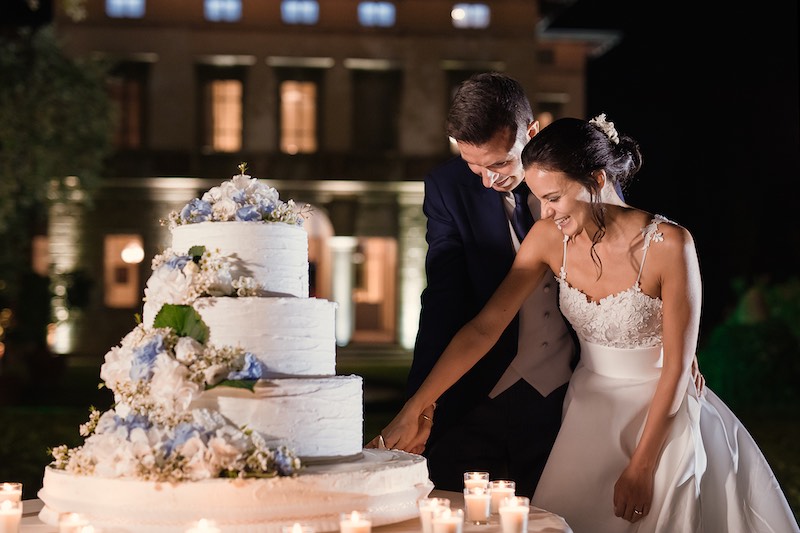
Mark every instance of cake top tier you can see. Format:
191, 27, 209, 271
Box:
166, 164, 306, 229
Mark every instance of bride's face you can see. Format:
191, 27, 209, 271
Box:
526, 165, 592, 236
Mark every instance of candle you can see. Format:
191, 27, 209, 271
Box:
281, 523, 315, 533
463, 486, 491, 525
339, 511, 371, 533
498, 496, 530, 533
463, 471, 490, 489
417, 497, 450, 533
59, 512, 89, 533
0, 500, 22, 533
431, 508, 463, 533
0, 484, 21, 504
186, 518, 221, 533
489, 480, 516, 514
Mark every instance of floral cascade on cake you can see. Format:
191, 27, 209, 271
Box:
38, 166, 433, 533
50, 284, 301, 482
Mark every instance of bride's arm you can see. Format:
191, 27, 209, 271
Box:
378, 222, 555, 451
614, 225, 702, 520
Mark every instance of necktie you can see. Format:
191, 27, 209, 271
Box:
511, 182, 535, 242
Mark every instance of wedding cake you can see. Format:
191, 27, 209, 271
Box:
38, 168, 433, 532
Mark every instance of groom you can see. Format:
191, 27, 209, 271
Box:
403, 72, 577, 498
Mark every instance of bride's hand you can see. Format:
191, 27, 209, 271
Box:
366, 402, 430, 452
613, 462, 654, 523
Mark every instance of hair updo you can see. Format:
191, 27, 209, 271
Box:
521, 116, 643, 274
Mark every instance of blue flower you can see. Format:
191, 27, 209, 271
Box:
165, 254, 192, 270
235, 205, 261, 222
180, 198, 212, 223
232, 190, 247, 205
162, 422, 202, 456
258, 200, 276, 216
130, 334, 164, 381
274, 447, 298, 476
226, 352, 263, 380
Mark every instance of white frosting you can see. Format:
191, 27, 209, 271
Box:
39, 449, 435, 533
192, 375, 364, 459
171, 222, 309, 298
143, 297, 337, 377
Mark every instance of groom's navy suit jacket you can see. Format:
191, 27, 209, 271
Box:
406, 156, 527, 429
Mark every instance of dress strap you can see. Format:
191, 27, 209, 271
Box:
559, 234, 569, 280
636, 215, 668, 286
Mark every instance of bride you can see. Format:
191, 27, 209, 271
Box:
374, 116, 798, 532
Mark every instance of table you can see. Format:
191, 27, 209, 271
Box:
20, 490, 572, 532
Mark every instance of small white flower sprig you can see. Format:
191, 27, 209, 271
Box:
589, 113, 620, 145
144, 246, 260, 312
165, 163, 309, 229
48, 304, 302, 482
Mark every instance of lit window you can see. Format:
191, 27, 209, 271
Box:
358, 2, 395, 27
205, 0, 241, 22
451, 3, 490, 29
104, 235, 144, 308
106, 0, 145, 18
208, 80, 243, 152
281, 0, 319, 25
280, 80, 317, 154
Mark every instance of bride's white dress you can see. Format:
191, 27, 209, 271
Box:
531, 216, 799, 533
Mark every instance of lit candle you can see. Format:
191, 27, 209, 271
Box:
339, 511, 371, 533
417, 497, 450, 533
489, 480, 516, 514
462, 471, 489, 489
186, 519, 221, 533
498, 496, 530, 533
463, 486, 491, 525
0, 500, 22, 533
281, 523, 314, 533
59, 512, 89, 533
431, 508, 463, 533
0, 485, 21, 504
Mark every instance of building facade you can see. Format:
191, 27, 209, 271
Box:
45, 0, 616, 357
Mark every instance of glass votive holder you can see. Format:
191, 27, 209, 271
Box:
59, 512, 90, 533
463, 471, 490, 489
0, 499, 22, 533
339, 511, 371, 533
417, 497, 451, 533
281, 523, 315, 533
0, 484, 21, 504
498, 496, 530, 533
489, 480, 516, 514
463, 486, 492, 525
431, 507, 464, 533
185, 518, 222, 533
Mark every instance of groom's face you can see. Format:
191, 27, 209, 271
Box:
457, 125, 533, 193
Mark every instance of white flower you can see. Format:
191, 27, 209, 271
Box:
589, 113, 619, 144
173, 336, 203, 364
149, 353, 202, 415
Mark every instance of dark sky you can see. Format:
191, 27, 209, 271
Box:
551, 1, 800, 332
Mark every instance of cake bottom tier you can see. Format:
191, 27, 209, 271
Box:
39, 449, 434, 533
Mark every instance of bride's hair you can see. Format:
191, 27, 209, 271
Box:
521, 116, 643, 274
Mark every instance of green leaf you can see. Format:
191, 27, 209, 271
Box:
208, 379, 258, 392
188, 245, 206, 261
152, 304, 209, 343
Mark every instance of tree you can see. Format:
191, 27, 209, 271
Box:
0, 24, 114, 338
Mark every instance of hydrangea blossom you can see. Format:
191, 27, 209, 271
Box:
166, 168, 306, 229
144, 247, 260, 312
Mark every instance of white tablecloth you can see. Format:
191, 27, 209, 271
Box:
21, 490, 572, 532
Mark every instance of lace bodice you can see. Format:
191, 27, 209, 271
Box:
557, 216, 668, 349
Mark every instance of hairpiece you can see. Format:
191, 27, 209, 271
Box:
589, 113, 619, 145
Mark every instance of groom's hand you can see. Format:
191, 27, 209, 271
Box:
406, 404, 435, 454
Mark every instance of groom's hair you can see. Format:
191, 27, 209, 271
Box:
446, 72, 533, 146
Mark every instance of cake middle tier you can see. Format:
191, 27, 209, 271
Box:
191, 374, 364, 460
143, 296, 338, 377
